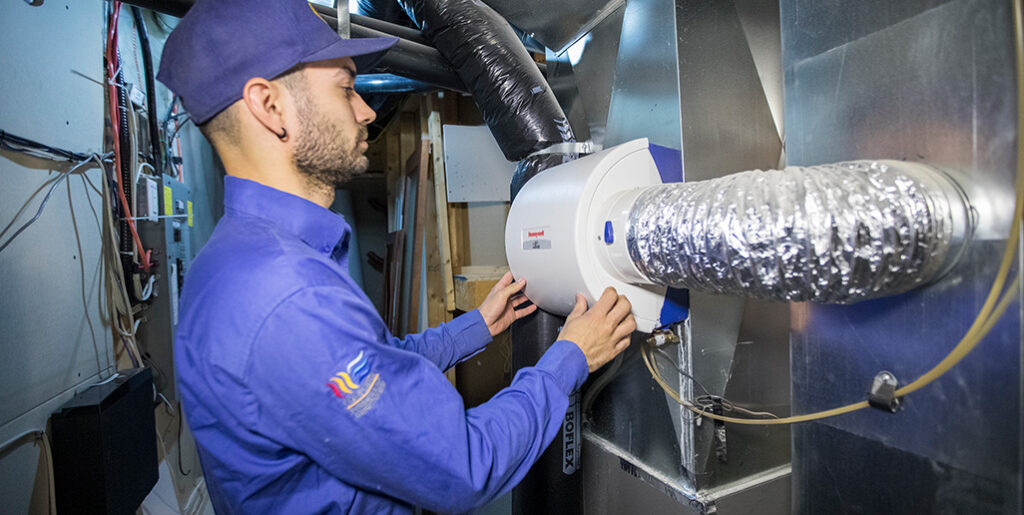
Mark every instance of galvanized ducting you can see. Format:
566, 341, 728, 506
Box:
625, 160, 972, 303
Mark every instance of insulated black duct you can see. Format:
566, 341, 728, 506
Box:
396, 0, 575, 161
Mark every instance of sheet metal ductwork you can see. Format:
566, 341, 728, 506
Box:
624, 160, 972, 303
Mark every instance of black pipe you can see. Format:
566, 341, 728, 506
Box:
355, 0, 416, 29
312, 4, 428, 44
130, 6, 164, 176
352, 13, 426, 44
355, 73, 438, 94
120, 0, 190, 17
319, 14, 467, 92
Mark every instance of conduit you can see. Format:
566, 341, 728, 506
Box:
625, 160, 972, 303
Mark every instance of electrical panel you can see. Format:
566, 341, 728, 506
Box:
137, 174, 193, 397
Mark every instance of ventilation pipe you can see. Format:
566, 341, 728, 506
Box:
624, 160, 972, 302
395, 0, 576, 162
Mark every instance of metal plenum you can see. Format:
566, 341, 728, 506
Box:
625, 160, 972, 303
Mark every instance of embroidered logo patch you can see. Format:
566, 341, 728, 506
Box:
326, 351, 385, 417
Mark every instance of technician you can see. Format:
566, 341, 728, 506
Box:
159, 0, 636, 513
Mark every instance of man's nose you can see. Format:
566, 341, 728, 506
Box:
353, 92, 376, 126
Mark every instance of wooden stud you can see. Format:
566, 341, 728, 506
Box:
383, 229, 405, 334
405, 138, 431, 335
384, 120, 401, 231
426, 109, 457, 313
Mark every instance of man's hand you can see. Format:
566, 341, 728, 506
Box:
557, 288, 636, 372
478, 272, 538, 336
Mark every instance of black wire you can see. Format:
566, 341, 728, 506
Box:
130, 6, 164, 176
0, 130, 89, 162
165, 115, 192, 173
177, 406, 192, 476
650, 344, 714, 398
647, 343, 779, 419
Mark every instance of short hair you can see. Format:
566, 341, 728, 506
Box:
196, 64, 308, 147
197, 103, 239, 145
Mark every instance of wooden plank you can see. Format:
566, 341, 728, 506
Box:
453, 266, 509, 313
427, 109, 456, 312
406, 138, 431, 335
425, 176, 447, 325
458, 265, 511, 277
422, 102, 448, 326
384, 120, 401, 231
447, 202, 470, 271
383, 229, 405, 334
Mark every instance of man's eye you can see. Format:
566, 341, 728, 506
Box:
341, 86, 355, 97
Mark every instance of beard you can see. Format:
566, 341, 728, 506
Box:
291, 97, 368, 191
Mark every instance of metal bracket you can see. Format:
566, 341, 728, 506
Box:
528, 141, 600, 156
646, 328, 680, 347
867, 370, 902, 412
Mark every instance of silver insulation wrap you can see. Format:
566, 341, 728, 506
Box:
625, 161, 969, 303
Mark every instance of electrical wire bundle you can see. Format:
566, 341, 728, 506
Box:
0, 133, 105, 254
106, 1, 154, 279
642, 0, 1024, 426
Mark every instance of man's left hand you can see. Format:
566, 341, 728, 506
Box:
478, 272, 538, 336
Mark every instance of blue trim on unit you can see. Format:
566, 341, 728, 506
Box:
648, 143, 683, 183
604, 220, 614, 244
659, 287, 689, 327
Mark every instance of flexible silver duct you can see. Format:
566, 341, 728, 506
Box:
625, 160, 972, 303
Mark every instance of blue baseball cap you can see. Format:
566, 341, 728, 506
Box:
157, 0, 399, 125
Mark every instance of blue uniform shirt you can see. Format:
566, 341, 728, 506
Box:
175, 176, 589, 514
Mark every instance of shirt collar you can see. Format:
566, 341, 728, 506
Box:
223, 176, 350, 257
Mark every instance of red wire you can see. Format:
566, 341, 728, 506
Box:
106, 2, 152, 272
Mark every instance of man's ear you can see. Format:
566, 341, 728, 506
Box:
240, 77, 289, 140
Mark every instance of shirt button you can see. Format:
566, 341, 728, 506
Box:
322, 245, 331, 253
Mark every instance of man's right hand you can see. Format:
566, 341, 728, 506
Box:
557, 287, 636, 372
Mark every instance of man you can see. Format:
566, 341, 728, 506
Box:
158, 0, 636, 513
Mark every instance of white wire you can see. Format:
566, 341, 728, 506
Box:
137, 161, 157, 177
75, 372, 121, 395
156, 392, 176, 416
0, 157, 99, 254
139, 273, 156, 302
0, 430, 55, 515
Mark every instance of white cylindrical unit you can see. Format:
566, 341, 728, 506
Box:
505, 138, 683, 332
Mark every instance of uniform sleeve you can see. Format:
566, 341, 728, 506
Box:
389, 309, 493, 371
245, 286, 589, 514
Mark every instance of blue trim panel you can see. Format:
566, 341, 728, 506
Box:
648, 143, 683, 183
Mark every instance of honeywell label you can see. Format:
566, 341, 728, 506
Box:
523, 227, 551, 251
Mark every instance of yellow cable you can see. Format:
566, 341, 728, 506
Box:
645, 0, 1024, 425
